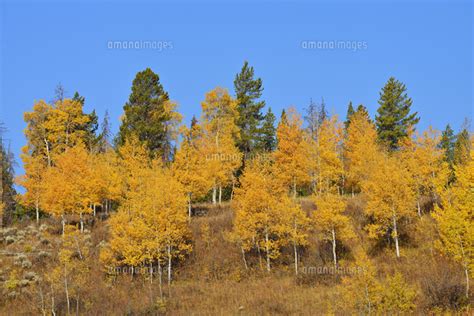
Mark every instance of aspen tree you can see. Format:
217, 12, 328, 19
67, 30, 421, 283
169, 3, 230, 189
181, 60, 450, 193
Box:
172, 122, 212, 218
108, 157, 191, 295
283, 197, 310, 275
433, 136, 473, 298
17, 152, 46, 224
231, 158, 289, 271
399, 127, 447, 216
50, 225, 90, 315
274, 107, 310, 197
200, 87, 241, 204
41, 143, 93, 234
344, 108, 379, 195
313, 193, 355, 269
361, 154, 415, 258
316, 115, 344, 194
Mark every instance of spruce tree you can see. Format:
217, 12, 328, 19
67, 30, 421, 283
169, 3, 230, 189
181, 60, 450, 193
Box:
117, 68, 170, 157
439, 124, 456, 166
375, 77, 419, 150
234, 61, 265, 155
453, 128, 471, 166
256, 107, 276, 152
344, 101, 355, 130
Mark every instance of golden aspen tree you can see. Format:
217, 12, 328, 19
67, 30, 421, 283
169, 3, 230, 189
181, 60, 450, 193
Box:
231, 158, 289, 272
340, 250, 382, 315
315, 115, 344, 194
361, 154, 415, 258
49, 225, 90, 315
23, 100, 54, 166
433, 137, 473, 298
274, 107, 310, 197
344, 109, 379, 195
17, 152, 46, 224
41, 143, 93, 234
283, 197, 310, 275
313, 193, 355, 269
200, 87, 241, 204
90, 149, 123, 216
43, 99, 91, 156
107, 159, 191, 296
172, 122, 212, 219
162, 100, 183, 161
398, 127, 448, 216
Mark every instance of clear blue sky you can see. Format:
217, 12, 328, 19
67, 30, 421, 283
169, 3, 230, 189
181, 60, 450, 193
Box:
0, 0, 472, 177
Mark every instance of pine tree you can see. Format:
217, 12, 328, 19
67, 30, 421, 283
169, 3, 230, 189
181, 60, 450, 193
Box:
117, 68, 173, 159
375, 77, 419, 150
97, 110, 112, 153
344, 101, 355, 130
439, 124, 456, 166
256, 107, 276, 152
453, 128, 471, 166
234, 61, 265, 155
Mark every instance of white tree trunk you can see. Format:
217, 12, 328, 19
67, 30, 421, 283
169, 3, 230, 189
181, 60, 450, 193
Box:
212, 186, 217, 205
64, 265, 70, 315
218, 185, 222, 204
265, 231, 271, 272
187, 193, 192, 220
35, 200, 40, 225
241, 247, 248, 270
293, 243, 298, 275
393, 215, 400, 258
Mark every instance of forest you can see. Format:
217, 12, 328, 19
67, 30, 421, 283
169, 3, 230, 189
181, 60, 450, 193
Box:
0, 62, 472, 315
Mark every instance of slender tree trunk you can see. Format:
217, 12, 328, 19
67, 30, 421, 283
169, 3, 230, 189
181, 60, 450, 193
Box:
149, 261, 154, 305
167, 245, 172, 296
44, 138, 52, 167
218, 185, 222, 205
417, 199, 422, 217
212, 185, 217, 205
241, 246, 248, 270
293, 243, 298, 275
459, 235, 470, 298
332, 227, 337, 269
64, 265, 70, 315
80, 213, 84, 233
61, 215, 66, 236
93, 203, 96, 217
39, 286, 46, 316
35, 200, 40, 225
265, 230, 271, 272
158, 262, 163, 300
230, 178, 235, 201
392, 215, 400, 258
76, 294, 79, 316
187, 193, 192, 220
51, 284, 56, 316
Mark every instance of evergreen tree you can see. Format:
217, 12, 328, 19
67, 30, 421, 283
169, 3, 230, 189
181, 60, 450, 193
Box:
234, 61, 265, 155
375, 77, 419, 150
117, 68, 171, 158
439, 124, 456, 166
453, 128, 471, 166
256, 107, 276, 152
344, 101, 355, 130
97, 110, 112, 153
0, 124, 16, 226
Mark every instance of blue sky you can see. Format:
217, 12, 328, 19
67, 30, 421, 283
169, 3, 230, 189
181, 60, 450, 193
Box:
0, 0, 472, 177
